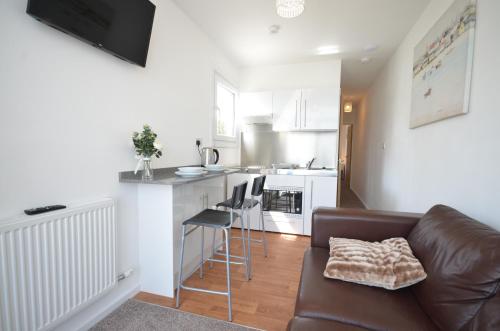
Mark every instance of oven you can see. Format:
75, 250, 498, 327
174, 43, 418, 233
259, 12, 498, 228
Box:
262, 185, 303, 219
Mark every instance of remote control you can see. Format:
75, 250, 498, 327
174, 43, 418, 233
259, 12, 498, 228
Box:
24, 205, 66, 215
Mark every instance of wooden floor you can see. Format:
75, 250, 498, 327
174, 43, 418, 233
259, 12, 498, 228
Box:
135, 230, 310, 331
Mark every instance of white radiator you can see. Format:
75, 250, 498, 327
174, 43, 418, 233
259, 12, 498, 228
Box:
0, 199, 116, 331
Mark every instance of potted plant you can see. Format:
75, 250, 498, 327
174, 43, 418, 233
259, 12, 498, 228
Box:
132, 125, 163, 180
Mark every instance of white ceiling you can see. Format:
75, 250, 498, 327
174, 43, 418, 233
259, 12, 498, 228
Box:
172, 0, 431, 96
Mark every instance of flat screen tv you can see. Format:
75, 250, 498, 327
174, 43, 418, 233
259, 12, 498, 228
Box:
27, 0, 156, 67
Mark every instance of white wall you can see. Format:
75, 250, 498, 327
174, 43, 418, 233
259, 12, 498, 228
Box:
0, 0, 239, 328
240, 60, 342, 91
351, 0, 500, 229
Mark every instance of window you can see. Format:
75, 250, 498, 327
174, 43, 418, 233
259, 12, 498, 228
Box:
215, 75, 238, 141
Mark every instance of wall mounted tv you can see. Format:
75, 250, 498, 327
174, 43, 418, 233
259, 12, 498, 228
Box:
27, 0, 156, 67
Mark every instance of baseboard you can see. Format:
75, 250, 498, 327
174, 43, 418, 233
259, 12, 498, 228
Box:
54, 282, 141, 331
350, 187, 370, 209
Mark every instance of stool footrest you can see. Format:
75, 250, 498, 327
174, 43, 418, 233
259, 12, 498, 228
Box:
214, 251, 246, 260
180, 285, 229, 296
208, 257, 245, 265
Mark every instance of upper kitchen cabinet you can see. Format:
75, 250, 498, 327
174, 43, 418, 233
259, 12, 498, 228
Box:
271, 87, 340, 132
301, 87, 340, 131
240, 91, 273, 117
272, 89, 302, 131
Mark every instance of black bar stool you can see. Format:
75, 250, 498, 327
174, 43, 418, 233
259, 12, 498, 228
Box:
216, 175, 268, 279
176, 181, 248, 321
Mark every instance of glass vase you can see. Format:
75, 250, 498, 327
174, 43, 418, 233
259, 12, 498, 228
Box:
142, 157, 153, 180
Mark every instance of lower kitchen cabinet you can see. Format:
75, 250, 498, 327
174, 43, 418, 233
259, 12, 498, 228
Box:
303, 176, 338, 236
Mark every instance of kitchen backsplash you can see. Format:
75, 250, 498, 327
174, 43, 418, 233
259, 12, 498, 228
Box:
241, 124, 337, 168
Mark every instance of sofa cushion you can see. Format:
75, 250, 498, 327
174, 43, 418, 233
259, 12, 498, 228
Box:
295, 247, 438, 331
408, 205, 500, 331
287, 317, 370, 331
324, 237, 427, 290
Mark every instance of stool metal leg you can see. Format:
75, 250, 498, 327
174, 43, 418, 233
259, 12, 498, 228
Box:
200, 226, 204, 278
176, 225, 187, 308
209, 227, 216, 269
246, 207, 252, 279
240, 209, 249, 280
223, 227, 232, 321
261, 205, 268, 257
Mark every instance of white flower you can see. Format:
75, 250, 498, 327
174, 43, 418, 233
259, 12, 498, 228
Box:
153, 140, 163, 150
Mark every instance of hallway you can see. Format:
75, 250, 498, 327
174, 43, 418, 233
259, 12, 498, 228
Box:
339, 180, 365, 209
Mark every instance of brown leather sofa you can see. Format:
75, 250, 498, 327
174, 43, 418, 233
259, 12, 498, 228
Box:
288, 205, 500, 331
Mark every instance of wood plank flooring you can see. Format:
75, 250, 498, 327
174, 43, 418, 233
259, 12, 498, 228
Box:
135, 230, 310, 331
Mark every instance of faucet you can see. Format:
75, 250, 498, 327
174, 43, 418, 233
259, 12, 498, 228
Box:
306, 157, 316, 170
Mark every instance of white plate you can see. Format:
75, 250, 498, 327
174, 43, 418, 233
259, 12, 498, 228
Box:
175, 171, 208, 177
178, 167, 204, 173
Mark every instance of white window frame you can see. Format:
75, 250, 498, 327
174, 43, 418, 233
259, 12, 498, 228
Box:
213, 73, 239, 143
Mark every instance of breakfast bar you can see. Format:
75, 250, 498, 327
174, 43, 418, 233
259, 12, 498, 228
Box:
119, 166, 238, 298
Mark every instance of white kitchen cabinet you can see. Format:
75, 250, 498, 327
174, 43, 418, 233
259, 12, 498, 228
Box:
301, 87, 340, 131
303, 176, 338, 236
271, 87, 340, 132
272, 89, 302, 131
227, 173, 261, 230
240, 92, 273, 117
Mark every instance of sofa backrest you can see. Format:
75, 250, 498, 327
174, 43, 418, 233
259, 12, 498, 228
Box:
407, 205, 500, 331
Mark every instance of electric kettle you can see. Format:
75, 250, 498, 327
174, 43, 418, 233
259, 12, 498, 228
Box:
200, 147, 219, 166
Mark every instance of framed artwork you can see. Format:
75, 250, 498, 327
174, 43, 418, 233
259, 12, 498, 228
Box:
410, 0, 476, 128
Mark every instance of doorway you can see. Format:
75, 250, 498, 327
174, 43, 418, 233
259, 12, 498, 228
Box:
339, 124, 353, 187
337, 101, 365, 209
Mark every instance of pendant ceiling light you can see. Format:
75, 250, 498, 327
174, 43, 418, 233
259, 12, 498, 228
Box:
276, 0, 305, 18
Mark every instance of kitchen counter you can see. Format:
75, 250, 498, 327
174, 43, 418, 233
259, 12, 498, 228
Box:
234, 167, 338, 177
119, 166, 238, 185
119, 166, 337, 186
119, 165, 230, 299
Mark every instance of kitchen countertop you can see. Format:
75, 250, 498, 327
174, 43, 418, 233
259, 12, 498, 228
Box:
119, 166, 239, 186
235, 167, 338, 177
119, 166, 337, 186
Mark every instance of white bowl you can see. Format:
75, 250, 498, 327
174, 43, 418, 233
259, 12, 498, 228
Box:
178, 167, 204, 173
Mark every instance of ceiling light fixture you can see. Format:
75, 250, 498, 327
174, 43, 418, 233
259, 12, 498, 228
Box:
276, 0, 305, 19
344, 102, 353, 113
364, 44, 379, 52
361, 56, 372, 64
317, 45, 341, 55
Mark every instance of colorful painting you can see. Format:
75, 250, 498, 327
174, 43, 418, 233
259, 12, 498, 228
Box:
410, 0, 476, 128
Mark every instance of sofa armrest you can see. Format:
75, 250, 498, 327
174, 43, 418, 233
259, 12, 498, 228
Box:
311, 208, 422, 249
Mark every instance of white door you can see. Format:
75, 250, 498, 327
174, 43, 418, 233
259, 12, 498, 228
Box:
301, 87, 340, 131
303, 176, 338, 236
272, 89, 302, 131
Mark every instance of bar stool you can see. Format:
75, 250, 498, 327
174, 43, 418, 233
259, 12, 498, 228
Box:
216, 175, 268, 279
176, 181, 248, 322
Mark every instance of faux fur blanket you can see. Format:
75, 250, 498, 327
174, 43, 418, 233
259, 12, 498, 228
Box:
324, 237, 427, 290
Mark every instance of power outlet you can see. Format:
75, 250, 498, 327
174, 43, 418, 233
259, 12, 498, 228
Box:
195, 138, 202, 147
